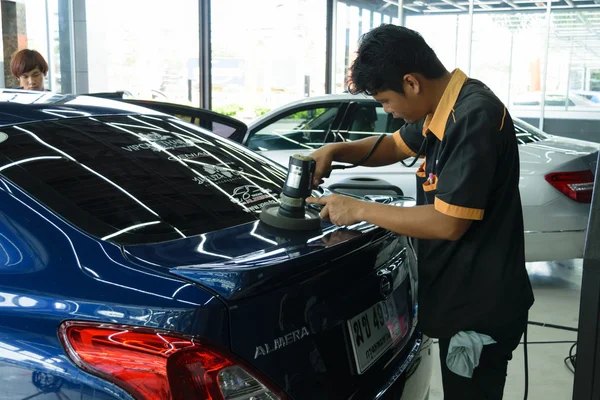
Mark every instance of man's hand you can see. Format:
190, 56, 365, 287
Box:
308, 197, 473, 241
306, 194, 365, 226
309, 146, 335, 187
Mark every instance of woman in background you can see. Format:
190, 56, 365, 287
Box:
10, 49, 49, 91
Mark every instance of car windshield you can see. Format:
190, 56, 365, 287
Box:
0, 115, 286, 245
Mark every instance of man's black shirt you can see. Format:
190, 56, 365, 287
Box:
393, 69, 534, 339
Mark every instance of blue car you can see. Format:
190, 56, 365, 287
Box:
0, 90, 432, 400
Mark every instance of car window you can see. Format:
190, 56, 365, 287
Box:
580, 94, 600, 103
173, 113, 239, 139
120, 99, 245, 141
248, 105, 340, 151
0, 115, 286, 245
347, 104, 404, 141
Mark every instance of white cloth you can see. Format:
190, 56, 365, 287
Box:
446, 331, 496, 378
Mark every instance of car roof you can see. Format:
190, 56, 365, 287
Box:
0, 89, 165, 126
248, 93, 376, 128
249, 93, 545, 130
267, 93, 375, 109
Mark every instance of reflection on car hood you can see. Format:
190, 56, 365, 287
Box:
0, 89, 164, 126
124, 197, 416, 300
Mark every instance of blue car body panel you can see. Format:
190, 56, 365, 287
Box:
0, 177, 227, 399
0, 89, 431, 400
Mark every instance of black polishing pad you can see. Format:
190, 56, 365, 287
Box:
259, 203, 321, 231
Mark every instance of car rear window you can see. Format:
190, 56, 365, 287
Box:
0, 115, 286, 245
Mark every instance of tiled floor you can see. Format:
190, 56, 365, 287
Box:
429, 259, 583, 400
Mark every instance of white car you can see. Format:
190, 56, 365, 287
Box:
243, 94, 598, 262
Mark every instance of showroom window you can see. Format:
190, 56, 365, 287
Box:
541, 10, 600, 136
334, 1, 400, 94
86, 0, 200, 106
405, 14, 470, 74
211, 0, 327, 119
470, 13, 546, 108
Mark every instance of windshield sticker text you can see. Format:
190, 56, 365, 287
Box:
230, 185, 277, 213
121, 132, 197, 153
168, 151, 210, 161
192, 165, 243, 186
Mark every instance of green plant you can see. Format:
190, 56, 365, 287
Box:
214, 104, 243, 116
254, 107, 271, 117
287, 108, 326, 120
288, 110, 311, 120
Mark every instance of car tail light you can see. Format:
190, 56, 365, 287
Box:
59, 321, 286, 400
545, 170, 595, 203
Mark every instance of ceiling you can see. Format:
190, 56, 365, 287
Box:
342, 0, 600, 64
344, 0, 600, 14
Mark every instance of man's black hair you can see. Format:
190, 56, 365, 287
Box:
349, 24, 447, 96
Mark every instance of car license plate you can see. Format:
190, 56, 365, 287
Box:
347, 296, 409, 374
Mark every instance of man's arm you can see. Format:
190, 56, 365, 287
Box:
308, 194, 471, 241
359, 202, 472, 241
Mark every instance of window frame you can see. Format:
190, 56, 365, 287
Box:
120, 99, 248, 143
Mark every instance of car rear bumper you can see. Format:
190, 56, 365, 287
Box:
525, 230, 586, 262
349, 332, 433, 400
398, 335, 434, 399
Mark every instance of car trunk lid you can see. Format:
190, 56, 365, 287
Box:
123, 198, 420, 399
519, 136, 599, 176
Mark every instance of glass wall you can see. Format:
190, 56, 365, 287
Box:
211, 0, 327, 120
3, 0, 600, 140
406, 14, 470, 74
334, 1, 399, 93
469, 13, 547, 117
86, 0, 200, 106
471, 9, 600, 140
542, 10, 600, 140
405, 7, 600, 141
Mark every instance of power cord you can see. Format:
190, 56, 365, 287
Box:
565, 343, 577, 374
432, 321, 576, 400
523, 323, 528, 400
526, 320, 578, 374
331, 133, 428, 171
331, 133, 387, 170
400, 138, 427, 168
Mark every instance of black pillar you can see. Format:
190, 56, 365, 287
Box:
58, 0, 72, 93
325, 0, 335, 94
199, 0, 211, 109
1, 0, 27, 88
573, 153, 600, 399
